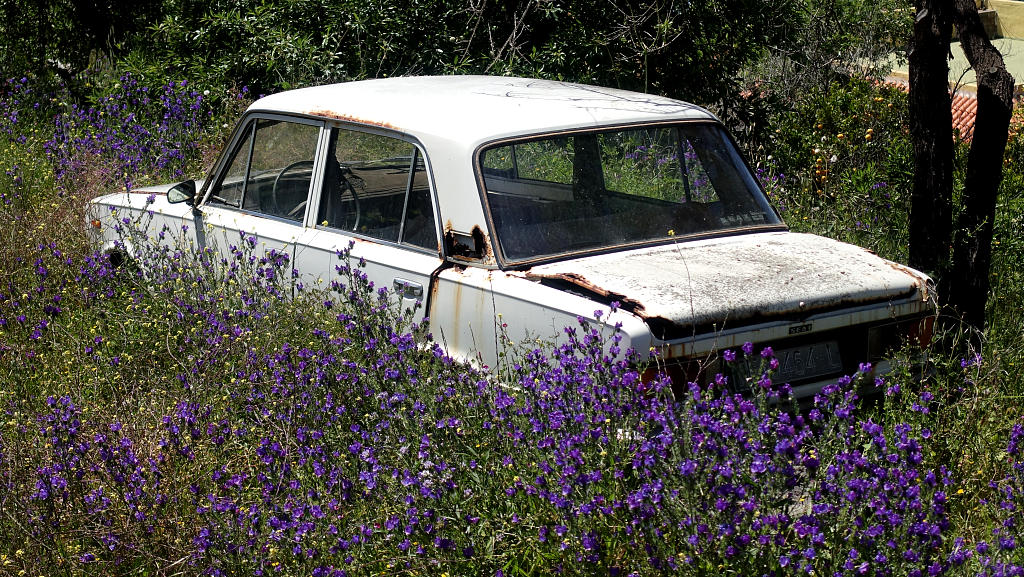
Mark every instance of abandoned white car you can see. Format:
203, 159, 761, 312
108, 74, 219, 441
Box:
87, 75, 934, 397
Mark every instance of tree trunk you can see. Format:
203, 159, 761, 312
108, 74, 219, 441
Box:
908, 0, 955, 291
947, 0, 1015, 329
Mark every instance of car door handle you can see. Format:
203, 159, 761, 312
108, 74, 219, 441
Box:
393, 278, 423, 299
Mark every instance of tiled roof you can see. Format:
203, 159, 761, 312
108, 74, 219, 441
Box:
886, 80, 980, 141
950, 91, 979, 140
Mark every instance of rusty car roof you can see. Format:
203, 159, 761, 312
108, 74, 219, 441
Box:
248, 76, 716, 145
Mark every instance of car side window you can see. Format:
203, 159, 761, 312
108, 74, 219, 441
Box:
207, 118, 320, 222
318, 128, 437, 250
207, 121, 254, 208
401, 155, 438, 250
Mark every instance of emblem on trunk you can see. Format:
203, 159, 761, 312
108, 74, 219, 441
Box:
788, 323, 813, 335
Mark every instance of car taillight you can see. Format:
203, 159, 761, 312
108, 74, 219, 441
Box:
907, 315, 935, 348
643, 359, 697, 382
867, 315, 934, 360
641, 357, 720, 398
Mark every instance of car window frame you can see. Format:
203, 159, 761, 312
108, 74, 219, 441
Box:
199, 113, 328, 227
311, 122, 442, 256
196, 113, 442, 256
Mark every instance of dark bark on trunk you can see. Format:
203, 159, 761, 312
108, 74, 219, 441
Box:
947, 0, 1015, 330
908, 0, 955, 290
37, 0, 49, 71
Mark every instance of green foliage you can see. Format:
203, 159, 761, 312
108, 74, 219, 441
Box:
744, 0, 912, 89
0, 0, 163, 82
121, 0, 482, 95
753, 77, 913, 262
724, 0, 912, 160
989, 114, 1024, 347
494, 0, 802, 104
132, 0, 350, 93
112, 0, 804, 105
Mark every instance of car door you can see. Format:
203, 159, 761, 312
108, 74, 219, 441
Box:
198, 115, 324, 283
292, 125, 443, 324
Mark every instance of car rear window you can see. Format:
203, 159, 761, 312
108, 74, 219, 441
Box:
480, 123, 781, 262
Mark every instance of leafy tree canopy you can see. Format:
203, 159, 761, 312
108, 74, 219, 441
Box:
3, 0, 810, 107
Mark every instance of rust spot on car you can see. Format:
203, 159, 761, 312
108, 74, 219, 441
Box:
307, 110, 398, 130
445, 230, 471, 257
430, 277, 441, 300
884, 260, 922, 284
526, 270, 707, 339
470, 225, 491, 259
451, 280, 463, 344
445, 225, 490, 260
882, 260, 933, 302
425, 260, 453, 320
526, 271, 648, 316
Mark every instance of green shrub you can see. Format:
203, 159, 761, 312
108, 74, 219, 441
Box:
752, 77, 913, 262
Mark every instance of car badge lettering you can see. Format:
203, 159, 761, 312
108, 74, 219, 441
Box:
789, 323, 813, 335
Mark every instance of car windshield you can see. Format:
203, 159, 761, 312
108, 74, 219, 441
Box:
480, 123, 782, 262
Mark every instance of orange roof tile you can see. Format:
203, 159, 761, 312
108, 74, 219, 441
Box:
952, 92, 977, 140
885, 80, 982, 141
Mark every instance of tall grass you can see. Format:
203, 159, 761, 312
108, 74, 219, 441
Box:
1, 72, 1023, 575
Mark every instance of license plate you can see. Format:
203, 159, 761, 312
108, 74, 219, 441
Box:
728, 340, 844, 391
773, 340, 843, 383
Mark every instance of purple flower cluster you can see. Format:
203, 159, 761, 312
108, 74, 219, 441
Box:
1, 76, 60, 220
23, 396, 174, 564
756, 164, 788, 212
44, 73, 211, 192
970, 424, 1024, 575
2, 197, 1024, 575
0, 76, 48, 143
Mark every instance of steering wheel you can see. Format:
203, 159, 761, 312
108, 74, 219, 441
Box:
271, 160, 314, 218
336, 166, 362, 231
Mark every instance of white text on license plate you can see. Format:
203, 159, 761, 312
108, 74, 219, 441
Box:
774, 341, 843, 382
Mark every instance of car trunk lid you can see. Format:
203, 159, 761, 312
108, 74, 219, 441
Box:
525, 231, 931, 338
